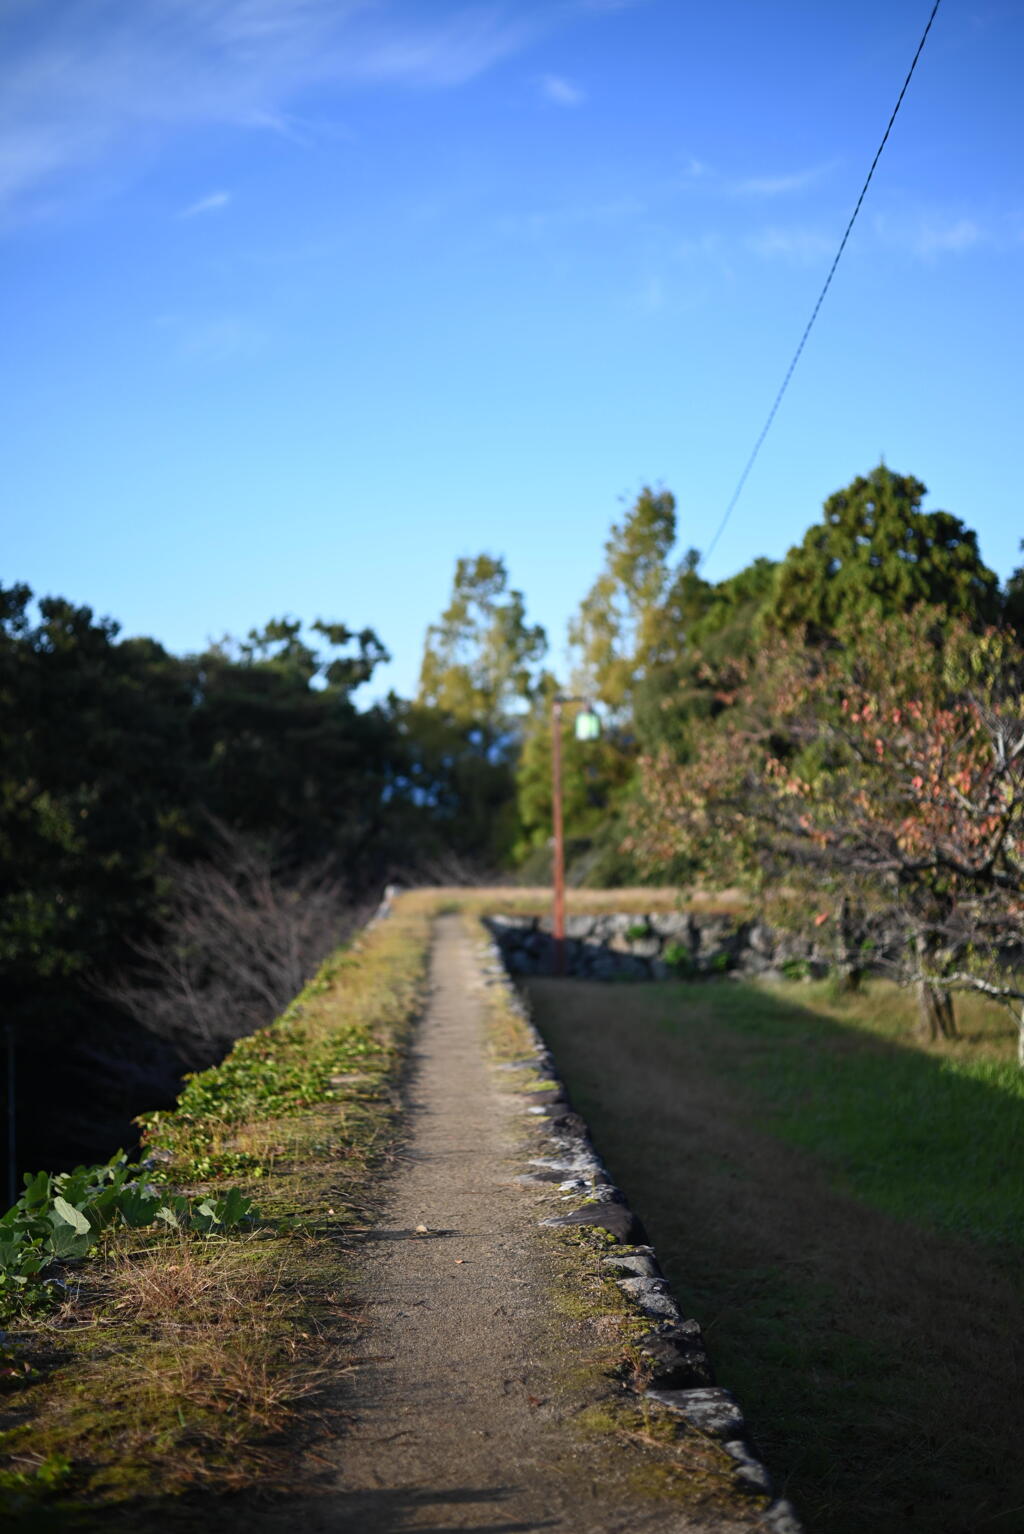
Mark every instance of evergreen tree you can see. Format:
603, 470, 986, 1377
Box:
764, 465, 1000, 637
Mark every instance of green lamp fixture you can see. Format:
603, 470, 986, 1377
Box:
574, 706, 601, 742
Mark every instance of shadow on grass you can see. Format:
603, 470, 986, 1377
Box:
525, 977, 1024, 1534
663, 979, 1024, 1250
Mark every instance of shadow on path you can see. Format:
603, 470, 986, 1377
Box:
88, 1482, 563, 1534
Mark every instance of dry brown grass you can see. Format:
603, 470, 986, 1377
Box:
400, 884, 750, 918
105, 1235, 276, 1326
131, 1329, 321, 1444
3, 1232, 337, 1500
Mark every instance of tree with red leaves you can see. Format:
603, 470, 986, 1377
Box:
630, 609, 1024, 1056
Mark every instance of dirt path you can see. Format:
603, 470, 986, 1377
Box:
261, 916, 760, 1533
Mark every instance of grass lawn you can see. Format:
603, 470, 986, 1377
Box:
524, 975, 1024, 1534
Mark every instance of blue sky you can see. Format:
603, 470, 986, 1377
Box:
3, 0, 1021, 699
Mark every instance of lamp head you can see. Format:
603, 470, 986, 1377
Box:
574, 707, 601, 742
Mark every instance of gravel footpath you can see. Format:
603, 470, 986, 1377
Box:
258, 915, 788, 1532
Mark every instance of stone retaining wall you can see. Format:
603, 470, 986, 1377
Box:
484, 910, 833, 982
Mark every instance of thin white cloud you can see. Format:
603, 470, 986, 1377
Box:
158, 311, 268, 364
181, 190, 232, 219
540, 73, 585, 107
0, 1, 551, 225
873, 211, 986, 259
354, 9, 541, 88
733, 165, 832, 198
917, 218, 982, 255
496, 194, 643, 239
747, 225, 835, 264
750, 210, 988, 267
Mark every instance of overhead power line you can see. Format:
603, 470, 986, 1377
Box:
700, 0, 943, 570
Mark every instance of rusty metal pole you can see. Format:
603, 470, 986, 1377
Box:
551, 696, 566, 977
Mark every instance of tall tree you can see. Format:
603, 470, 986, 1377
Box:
633, 554, 777, 761
188, 618, 393, 867
1003, 542, 1024, 636
417, 554, 546, 742
763, 466, 1000, 637
569, 487, 679, 717
0, 587, 400, 1180
414, 555, 546, 867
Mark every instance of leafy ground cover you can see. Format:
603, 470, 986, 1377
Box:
524, 974, 1024, 1534
0, 1154, 262, 1326
0, 902, 431, 1527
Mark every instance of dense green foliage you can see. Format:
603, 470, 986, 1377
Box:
0, 589, 461, 1179
540, 466, 1017, 893
415, 553, 548, 865
0, 591, 395, 1002
624, 474, 1024, 1043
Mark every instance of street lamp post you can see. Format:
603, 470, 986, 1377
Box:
551, 695, 600, 976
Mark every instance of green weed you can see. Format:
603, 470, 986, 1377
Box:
663, 941, 696, 976
0, 1155, 258, 1321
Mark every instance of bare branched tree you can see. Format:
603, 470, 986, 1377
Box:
103, 827, 363, 1066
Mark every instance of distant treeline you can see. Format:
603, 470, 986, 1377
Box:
4, 462, 1023, 1175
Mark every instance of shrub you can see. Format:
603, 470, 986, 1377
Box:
663, 941, 696, 978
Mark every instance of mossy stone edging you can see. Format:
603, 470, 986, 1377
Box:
476, 923, 803, 1534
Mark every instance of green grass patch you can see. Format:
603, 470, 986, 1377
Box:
525, 974, 1024, 1534
656, 979, 1024, 1250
